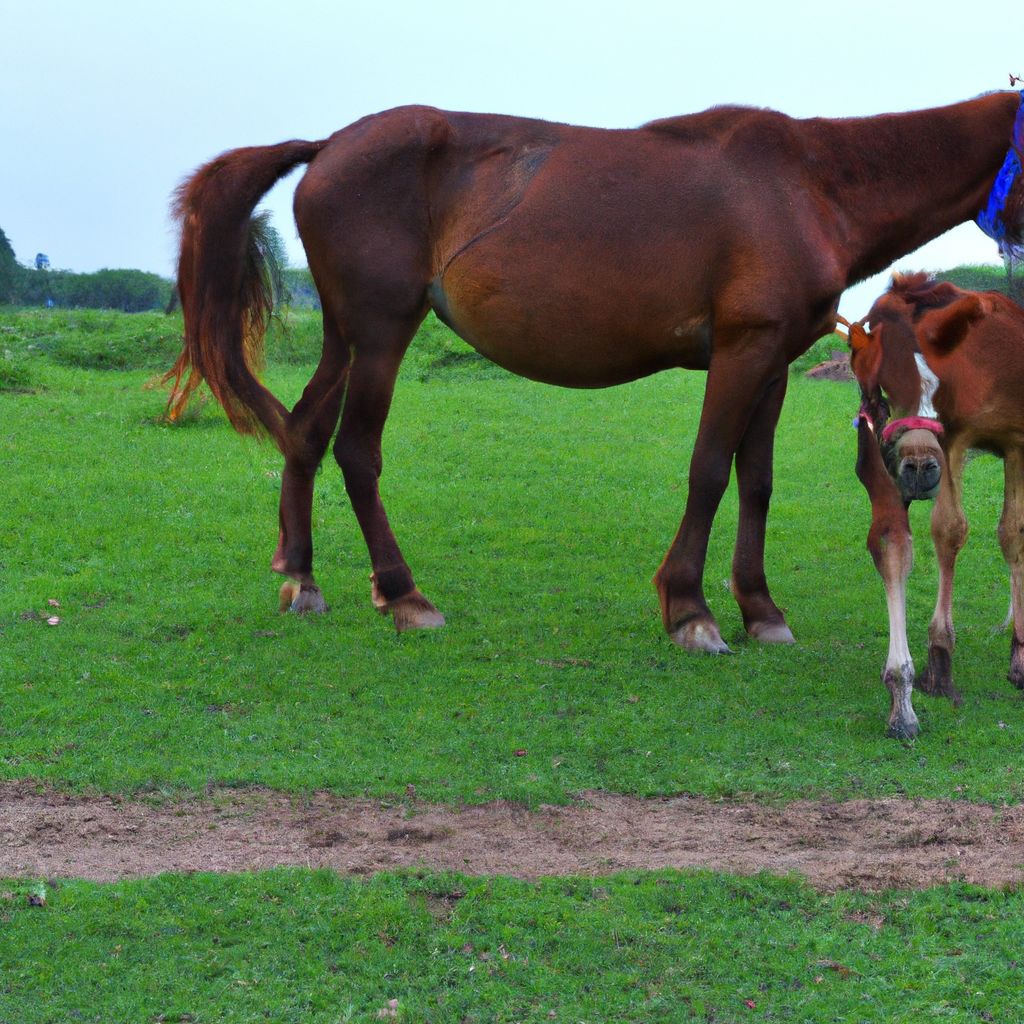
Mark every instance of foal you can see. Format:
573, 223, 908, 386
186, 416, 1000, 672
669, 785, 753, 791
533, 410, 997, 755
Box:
846, 273, 1024, 737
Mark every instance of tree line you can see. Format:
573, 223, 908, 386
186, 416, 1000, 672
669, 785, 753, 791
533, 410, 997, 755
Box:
0, 223, 325, 313
1, 226, 174, 312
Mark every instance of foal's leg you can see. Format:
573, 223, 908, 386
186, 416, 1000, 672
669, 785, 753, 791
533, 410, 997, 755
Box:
872, 503, 921, 737
997, 448, 1024, 689
731, 369, 794, 643
654, 338, 788, 653
917, 439, 967, 704
273, 318, 350, 613
856, 423, 919, 737
334, 312, 444, 632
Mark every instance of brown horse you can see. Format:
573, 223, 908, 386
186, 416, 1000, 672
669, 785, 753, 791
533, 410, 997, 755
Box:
166, 93, 1022, 653
845, 273, 1024, 737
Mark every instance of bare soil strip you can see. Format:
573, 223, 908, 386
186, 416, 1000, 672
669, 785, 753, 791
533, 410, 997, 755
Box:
3, 782, 1023, 891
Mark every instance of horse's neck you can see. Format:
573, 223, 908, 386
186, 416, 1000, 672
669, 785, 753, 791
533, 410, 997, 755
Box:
813, 92, 1019, 284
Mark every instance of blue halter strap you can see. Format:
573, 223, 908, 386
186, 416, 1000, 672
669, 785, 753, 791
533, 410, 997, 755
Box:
976, 90, 1024, 249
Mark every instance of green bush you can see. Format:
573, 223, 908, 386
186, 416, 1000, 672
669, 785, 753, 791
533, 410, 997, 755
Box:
0, 308, 183, 371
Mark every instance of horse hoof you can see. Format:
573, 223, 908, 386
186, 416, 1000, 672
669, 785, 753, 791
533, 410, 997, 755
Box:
748, 620, 795, 644
281, 582, 327, 615
389, 590, 446, 632
669, 619, 732, 654
886, 716, 920, 740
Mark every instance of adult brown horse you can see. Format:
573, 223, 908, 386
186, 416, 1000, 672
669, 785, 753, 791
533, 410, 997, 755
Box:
166, 92, 1022, 653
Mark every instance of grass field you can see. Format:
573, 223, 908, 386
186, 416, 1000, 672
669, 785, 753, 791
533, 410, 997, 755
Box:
2, 306, 1023, 1022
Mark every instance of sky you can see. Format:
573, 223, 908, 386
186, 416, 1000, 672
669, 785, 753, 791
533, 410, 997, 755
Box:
4, 0, 1022, 317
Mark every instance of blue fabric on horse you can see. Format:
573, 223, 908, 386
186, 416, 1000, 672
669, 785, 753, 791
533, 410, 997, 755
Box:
977, 90, 1024, 249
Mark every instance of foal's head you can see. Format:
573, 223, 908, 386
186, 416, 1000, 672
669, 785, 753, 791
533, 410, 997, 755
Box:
843, 277, 950, 501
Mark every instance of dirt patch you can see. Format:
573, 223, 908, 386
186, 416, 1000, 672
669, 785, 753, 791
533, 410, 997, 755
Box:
2, 782, 1023, 891
805, 353, 855, 382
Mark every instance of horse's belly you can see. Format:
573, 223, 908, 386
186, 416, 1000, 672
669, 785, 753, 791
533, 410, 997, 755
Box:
430, 260, 712, 388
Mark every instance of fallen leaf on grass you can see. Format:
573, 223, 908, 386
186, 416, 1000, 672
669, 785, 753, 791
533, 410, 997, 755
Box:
816, 959, 855, 978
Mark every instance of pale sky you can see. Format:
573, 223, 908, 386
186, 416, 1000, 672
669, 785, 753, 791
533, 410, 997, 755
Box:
4, 0, 1022, 317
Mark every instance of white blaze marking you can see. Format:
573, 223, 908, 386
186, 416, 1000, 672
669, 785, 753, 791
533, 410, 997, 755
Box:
915, 354, 939, 418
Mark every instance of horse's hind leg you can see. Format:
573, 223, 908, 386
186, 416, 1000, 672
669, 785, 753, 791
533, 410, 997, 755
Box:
273, 318, 350, 613
997, 448, 1024, 689
730, 369, 794, 643
334, 310, 444, 632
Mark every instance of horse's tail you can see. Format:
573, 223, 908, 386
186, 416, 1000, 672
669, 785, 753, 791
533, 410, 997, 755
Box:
164, 139, 325, 448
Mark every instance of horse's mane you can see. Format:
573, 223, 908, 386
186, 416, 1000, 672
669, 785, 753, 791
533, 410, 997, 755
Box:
888, 271, 963, 307
888, 272, 964, 316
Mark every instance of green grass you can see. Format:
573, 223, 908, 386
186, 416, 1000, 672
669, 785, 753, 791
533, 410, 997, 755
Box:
3, 306, 1024, 1023
1, 308, 1021, 805
3, 869, 1024, 1023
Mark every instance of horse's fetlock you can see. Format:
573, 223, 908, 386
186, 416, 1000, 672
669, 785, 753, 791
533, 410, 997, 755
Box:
371, 564, 416, 604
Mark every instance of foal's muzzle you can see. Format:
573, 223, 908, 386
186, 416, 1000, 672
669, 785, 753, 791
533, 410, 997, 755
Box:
897, 454, 941, 501
888, 427, 943, 501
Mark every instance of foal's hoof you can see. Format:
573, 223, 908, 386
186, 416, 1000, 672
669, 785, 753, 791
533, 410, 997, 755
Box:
1008, 636, 1024, 690
747, 620, 795, 645
279, 581, 327, 615
885, 714, 920, 740
669, 618, 732, 654
914, 647, 962, 706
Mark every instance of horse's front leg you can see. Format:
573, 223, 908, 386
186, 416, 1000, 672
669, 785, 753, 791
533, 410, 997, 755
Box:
731, 368, 794, 643
917, 439, 967, 704
654, 336, 788, 653
997, 448, 1024, 689
855, 419, 919, 737
273, 335, 350, 614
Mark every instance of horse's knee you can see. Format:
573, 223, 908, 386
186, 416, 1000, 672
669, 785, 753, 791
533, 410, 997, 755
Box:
334, 432, 382, 487
932, 511, 968, 556
738, 477, 773, 516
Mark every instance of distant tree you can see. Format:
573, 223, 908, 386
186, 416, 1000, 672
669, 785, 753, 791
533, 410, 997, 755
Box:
0, 227, 21, 304
282, 267, 321, 310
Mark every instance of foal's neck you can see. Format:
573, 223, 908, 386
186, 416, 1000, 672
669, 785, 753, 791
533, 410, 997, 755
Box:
810, 92, 1019, 285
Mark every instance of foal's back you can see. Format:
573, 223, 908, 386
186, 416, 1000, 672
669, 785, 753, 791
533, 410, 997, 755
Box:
913, 291, 1024, 449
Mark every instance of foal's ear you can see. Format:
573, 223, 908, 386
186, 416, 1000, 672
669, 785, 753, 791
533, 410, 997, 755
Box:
921, 294, 987, 353
847, 321, 884, 393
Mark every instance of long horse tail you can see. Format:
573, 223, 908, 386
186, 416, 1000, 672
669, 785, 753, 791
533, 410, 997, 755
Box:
164, 139, 325, 449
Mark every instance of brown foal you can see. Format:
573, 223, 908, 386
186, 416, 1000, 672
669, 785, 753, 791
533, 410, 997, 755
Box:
847, 273, 1024, 737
